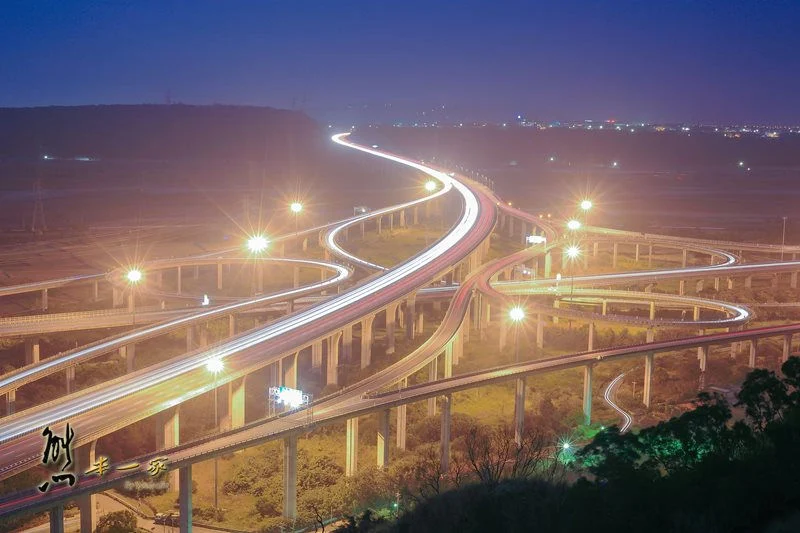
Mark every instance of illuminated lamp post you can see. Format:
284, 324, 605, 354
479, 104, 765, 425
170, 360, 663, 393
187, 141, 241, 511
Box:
206, 357, 224, 510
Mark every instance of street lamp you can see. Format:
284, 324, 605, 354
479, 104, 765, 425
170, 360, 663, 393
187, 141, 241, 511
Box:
424, 180, 437, 192
206, 357, 224, 510
566, 245, 581, 300
580, 199, 592, 226
246, 235, 269, 254
782, 216, 788, 261
566, 219, 581, 231
125, 268, 143, 324
509, 306, 525, 362
290, 202, 303, 236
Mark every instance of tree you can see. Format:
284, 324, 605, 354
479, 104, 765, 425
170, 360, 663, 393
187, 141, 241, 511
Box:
94, 510, 138, 533
736, 368, 789, 431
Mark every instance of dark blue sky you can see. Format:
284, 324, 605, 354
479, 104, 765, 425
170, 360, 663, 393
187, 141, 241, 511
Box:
2, 0, 799, 124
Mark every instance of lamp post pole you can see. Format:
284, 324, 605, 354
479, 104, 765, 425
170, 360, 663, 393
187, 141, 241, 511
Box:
782, 216, 788, 261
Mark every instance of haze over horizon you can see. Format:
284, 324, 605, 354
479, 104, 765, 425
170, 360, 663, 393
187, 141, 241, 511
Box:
2, 0, 799, 125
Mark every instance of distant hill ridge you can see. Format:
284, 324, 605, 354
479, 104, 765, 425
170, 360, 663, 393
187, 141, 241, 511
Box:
0, 104, 319, 160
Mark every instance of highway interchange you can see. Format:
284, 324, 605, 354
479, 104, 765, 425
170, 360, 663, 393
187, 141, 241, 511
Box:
1, 133, 800, 530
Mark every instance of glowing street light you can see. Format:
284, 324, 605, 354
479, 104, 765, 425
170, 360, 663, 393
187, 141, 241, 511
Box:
424, 180, 437, 192
566, 219, 582, 231
580, 199, 592, 211
125, 268, 143, 284
247, 235, 269, 254
566, 245, 581, 260
509, 306, 525, 323
290, 201, 303, 214
206, 357, 224, 510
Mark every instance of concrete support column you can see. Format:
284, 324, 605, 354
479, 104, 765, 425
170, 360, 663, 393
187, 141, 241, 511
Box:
699, 345, 708, 372
593, 241, 599, 257
224, 376, 246, 430
783, 334, 793, 363
346, 417, 359, 476
728, 278, 734, 290
612, 242, 618, 268
514, 378, 526, 446
649, 301, 656, 320
544, 251, 552, 278
648, 244, 653, 267
749, 338, 758, 368
696, 279, 704, 293
24, 337, 40, 365
416, 310, 424, 337
583, 364, 593, 425
745, 276, 752, 289
389, 212, 394, 232
601, 300, 608, 316
49, 506, 65, 533
377, 409, 390, 469
76, 441, 97, 533
427, 356, 438, 416
508, 216, 514, 238
93, 280, 100, 301
792, 271, 798, 289
177, 266, 182, 295
679, 280, 685, 295
377, 216, 382, 235
386, 303, 398, 355
536, 313, 544, 350
6, 389, 16, 416
771, 275, 779, 289
217, 262, 223, 290
293, 267, 300, 289
413, 205, 419, 225
406, 294, 417, 339
283, 436, 297, 520
199, 326, 209, 348
120, 343, 135, 373
588, 322, 595, 352
714, 277, 720, 291
360, 221, 365, 238
361, 315, 375, 369
396, 379, 407, 451
66, 367, 76, 395
553, 300, 560, 324
693, 306, 700, 321
186, 326, 194, 352
635, 243, 640, 263
312, 340, 323, 370
440, 394, 452, 473
41, 288, 48, 311
178, 466, 192, 532
643, 352, 654, 408
646, 328, 655, 343
399, 209, 406, 228
156, 406, 180, 491
228, 314, 236, 337
327, 332, 341, 386
282, 352, 298, 389
343, 325, 353, 362
681, 248, 687, 268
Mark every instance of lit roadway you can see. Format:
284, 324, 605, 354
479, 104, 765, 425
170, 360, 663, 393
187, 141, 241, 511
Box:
0, 133, 498, 485
1, 136, 799, 518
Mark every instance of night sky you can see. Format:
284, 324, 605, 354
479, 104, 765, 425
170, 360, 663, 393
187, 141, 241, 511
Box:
2, 0, 799, 124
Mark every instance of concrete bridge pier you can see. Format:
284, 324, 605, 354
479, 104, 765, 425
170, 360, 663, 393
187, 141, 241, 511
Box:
312, 340, 323, 370
76, 441, 98, 533
427, 356, 438, 416
783, 334, 793, 363
593, 242, 599, 257
177, 266, 182, 295
601, 300, 608, 316
25, 337, 40, 365
283, 436, 297, 520
120, 343, 135, 372
508, 216, 514, 238
361, 315, 375, 369
112, 287, 123, 308
648, 244, 653, 267
678, 280, 685, 295
440, 394, 452, 473
156, 406, 180, 491
179, 466, 192, 532
228, 314, 236, 337
399, 209, 406, 228
5, 390, 16, 416
41, 288, 48, 311
588, 322, 595, 351
727, 278, 734, 290
396, 379, 408, 451
222, 376, 246, 430
377, 216, 382, 235
377, 409, 390, 469
389, 213, 394, 232
583, 364, 593, 425
749, 338, 758, 368
346, 417, 359, 476
514, 378, 526, 446
552, 300, 560, 324
66, 367, 76, 394
699, 345, 708, 372
643, 353, 654, 408
282, 352, 298, 389
635, 243, 640, 263
544, 251, 552, 278
536, 314, 544, 350
49, 506, 65, 533
612, 242, 618, 268
682, 249, 688, 268
406, 294, 417, 339
791, 271, 798, 289
360, 221, 365, 238
649, 302, 656, 320
302, 237, 309, 252
714, 277, 720, 291
646, 328, 655, 343
413, 205, 419, 225
327, 332, 342, 386
343, 325, 353, 362
416, 311, 425, 338
93, 279, 100, 301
